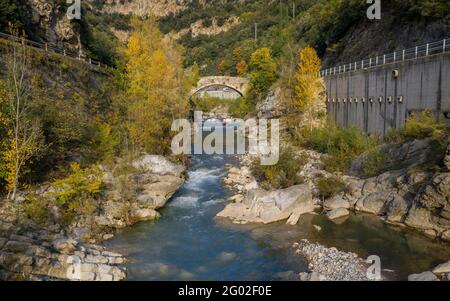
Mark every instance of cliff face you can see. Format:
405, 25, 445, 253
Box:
322, 7, 450, 67
101, 0, 192, 17
26, 0, 79, 51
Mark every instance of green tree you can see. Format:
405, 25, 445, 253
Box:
249, 48, 277, 98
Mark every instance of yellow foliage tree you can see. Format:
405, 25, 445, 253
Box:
236, 59, 248, 76
123, 18, 189, 154
0, 81, 10, 191
290, 46, 326, 132
2, 28, 43, 200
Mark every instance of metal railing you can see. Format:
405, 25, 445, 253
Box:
320, 38, 449, 77
0, 32, 111, 71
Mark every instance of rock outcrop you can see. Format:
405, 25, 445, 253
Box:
29, 0, 79, 51
0, 154, 185, 281
101, 0, 190, 17
344, 140, 450, 240
408, 260, 450, 281
256, 87, 285, 119
217, 184, 314, 224
0, 221, 126, 281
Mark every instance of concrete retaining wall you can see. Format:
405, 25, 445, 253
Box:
324, 52, 450, 136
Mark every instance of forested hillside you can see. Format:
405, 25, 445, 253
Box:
159, 0, 449, 75
2, 0, 449, 73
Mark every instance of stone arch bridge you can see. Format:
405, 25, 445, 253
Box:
191, 76, 249, 98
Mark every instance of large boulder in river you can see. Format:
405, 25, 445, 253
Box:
136, 175, 184, 209
216, 185, 314, 224
132, 155, 185, 177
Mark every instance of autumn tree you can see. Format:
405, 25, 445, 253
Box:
123, 18, 189, 155
249, 48, 277, 98
236, 59, 248, 76
0, 81, 9, 192
290, 46, 326, 133
2, 28, 44, 200
217, 59, 226, 74
186, 62, 200, 90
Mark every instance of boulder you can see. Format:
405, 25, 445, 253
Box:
445, 144, 450, 171
432, 261, 450, 274
404, 206, 435, 231
132, 155, 185, 177
138, 175, 184, 209
217, 185, 314, 224
416, 173, 450, 210
323, 195, 350, 210
72, 228, 91, 241
441, 230, 450, 241
0, 238, 7, 249
355, 192, 388, 215
327, 208, 350, 220
130, 209, 160, 222
385, 195, 410, 223
408, 271, 439, 281
52, 239, 78, 254
2, 241, 31, 253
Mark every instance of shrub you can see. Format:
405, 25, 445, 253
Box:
251, 147, 305, 190
306, 120, 378, 172
386, 111, 446, 143
23, 194, 50, 224
316, 175, 346, 200
228, 97, 251, 118
362, 147, 386, 177
191, 96, 229, 112
50, 163, 103, 225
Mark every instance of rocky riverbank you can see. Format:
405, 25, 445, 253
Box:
218, 141, 450, 241
408, 260, 450, 281
293, 240, 373, 281
216, 140, 450, 281
0, 154, 185, 281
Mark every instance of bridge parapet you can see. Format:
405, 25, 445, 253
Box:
321, 38, 449, 77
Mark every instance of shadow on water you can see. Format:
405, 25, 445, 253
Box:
105, 154, 450, 281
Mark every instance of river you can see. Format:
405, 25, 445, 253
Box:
105, 152, 450, 281
105, 154, 307, 280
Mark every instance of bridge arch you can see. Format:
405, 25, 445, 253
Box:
191, 84, 244, 99
190, 76, 249, 98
